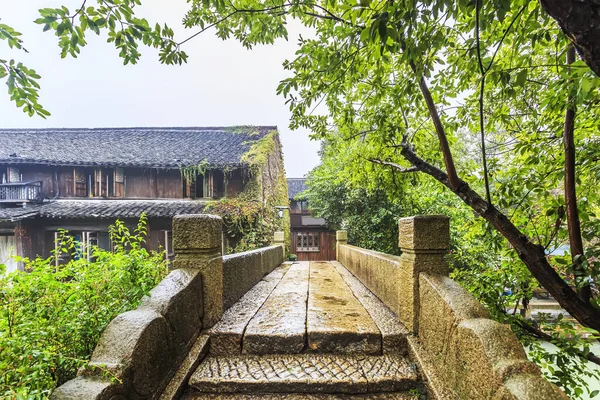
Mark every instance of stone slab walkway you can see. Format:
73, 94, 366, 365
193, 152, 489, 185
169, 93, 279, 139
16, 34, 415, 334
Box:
209, 261, 408, 356
183, 262, 418, 399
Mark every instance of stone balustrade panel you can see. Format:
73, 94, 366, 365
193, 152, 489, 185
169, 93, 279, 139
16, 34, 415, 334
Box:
222, 245, 284, 310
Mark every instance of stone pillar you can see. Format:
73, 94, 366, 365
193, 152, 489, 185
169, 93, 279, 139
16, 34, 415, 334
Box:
274, 231, 285, 259
336, 230, 348, 261
172, 214, 224, 328
398, 215, 449, 333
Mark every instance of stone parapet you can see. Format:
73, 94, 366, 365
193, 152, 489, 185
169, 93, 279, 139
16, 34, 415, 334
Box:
337, 215, 566, 399
222, 245, 284, 310
51, 214, 284, 400
51, 268, 206, 400
414, 273, 566, 399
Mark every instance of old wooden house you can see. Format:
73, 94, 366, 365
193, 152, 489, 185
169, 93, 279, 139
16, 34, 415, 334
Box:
287, 178, 335, 261
0, 126, 288, 274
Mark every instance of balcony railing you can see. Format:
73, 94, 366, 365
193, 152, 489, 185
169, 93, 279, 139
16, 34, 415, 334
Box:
0, 181, 43, 203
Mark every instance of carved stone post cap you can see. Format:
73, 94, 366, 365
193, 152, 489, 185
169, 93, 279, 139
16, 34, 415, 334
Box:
173, 214, 223, 251
399, 215, 449, 251
336, 230, 348, 241
274, 231, 285, 243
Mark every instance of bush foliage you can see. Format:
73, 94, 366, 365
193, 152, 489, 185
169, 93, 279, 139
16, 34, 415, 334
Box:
0, 215, 168, 398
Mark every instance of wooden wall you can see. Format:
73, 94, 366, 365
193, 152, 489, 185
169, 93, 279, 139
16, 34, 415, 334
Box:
226, 169, 245, 197
125, 168, 154, 198
156, 170, 183, 198
290, 229, 336, 261
1, 164, 248, 200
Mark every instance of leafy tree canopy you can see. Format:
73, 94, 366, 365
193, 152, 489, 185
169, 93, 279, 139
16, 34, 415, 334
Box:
2, 0, 600, 396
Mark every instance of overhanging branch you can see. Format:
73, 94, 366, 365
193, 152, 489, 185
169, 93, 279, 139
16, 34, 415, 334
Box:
368, 158, 418, 173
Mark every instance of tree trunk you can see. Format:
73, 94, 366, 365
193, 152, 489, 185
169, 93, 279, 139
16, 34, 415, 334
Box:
563, 44, 591, 302
398, 145, 600, 333
540, 0, 600, 77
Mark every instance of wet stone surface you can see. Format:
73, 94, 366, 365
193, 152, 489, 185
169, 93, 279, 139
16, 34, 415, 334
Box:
306, 262, 381, 355
243, 262, 309, 354
331, 261, 408, 355
182, 392, 419, 399
208, 264, 291, 355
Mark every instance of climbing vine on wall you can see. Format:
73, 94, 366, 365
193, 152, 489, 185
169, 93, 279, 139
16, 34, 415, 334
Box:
179, 160, 209, 184
205, 129, 290, 253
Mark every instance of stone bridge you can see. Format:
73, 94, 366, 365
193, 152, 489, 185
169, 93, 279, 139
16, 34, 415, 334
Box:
52, 215, 567, 400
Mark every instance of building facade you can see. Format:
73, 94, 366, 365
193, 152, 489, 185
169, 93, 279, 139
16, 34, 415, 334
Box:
287, 178, 335, 261
0, 126, 288, 274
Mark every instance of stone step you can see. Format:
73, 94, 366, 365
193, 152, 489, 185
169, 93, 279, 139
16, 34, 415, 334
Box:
188, 354, 418, 394
182, 392, 419, 399
307, 262, 381, 355
208, 264, 292, 355
243, 262, 310, 354
331, 261, 408, 355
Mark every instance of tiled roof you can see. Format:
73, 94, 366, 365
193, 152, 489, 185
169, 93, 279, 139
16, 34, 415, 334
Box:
287, 178, 307, 199
0, 200, 208, 221
0, 206, 41, 222
0, 126, 276, 169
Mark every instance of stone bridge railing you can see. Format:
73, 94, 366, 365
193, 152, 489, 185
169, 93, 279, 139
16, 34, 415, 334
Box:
336, 215, 566, 399
51, 214, 285, 400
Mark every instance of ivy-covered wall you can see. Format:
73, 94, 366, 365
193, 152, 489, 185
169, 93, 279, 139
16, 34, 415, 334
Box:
204, 129, 290, 254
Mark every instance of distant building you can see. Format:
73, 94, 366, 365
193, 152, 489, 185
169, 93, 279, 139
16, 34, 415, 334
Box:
0, 126, 287, 273
287, 178, 335, 261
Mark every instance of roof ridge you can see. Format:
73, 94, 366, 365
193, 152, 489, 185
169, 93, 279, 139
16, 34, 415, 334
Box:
0, 126, 278, 133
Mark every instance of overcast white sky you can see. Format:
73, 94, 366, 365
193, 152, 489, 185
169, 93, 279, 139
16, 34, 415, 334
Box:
0, 0, 321, 177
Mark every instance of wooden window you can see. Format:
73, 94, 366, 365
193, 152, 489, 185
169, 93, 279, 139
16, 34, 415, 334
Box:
296, 232, 320, 252
194, 172, 219, 199
158, 230, 173, 261
114, 168, 125, 197
94, 168, 114, 197
74, 168, 87, 197
7, 167, 20, 183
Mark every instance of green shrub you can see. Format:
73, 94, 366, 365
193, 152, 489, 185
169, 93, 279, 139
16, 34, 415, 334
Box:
0, 215, 168, 399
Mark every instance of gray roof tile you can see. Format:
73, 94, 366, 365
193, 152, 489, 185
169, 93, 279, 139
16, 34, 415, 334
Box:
0, 200, 208, 221
287, 178, 307, 199
0, 126, 276, 169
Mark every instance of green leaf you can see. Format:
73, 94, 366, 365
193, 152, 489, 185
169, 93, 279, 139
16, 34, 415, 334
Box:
515, 69, 527, 86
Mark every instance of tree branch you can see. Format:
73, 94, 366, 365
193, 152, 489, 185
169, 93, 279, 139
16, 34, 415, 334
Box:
408, 60, 461, 190
475, 0, 492, 205
514, 318, 600, 366
393, 143, 600, 334
562, 43, 591, 303
368, 158, 418, 173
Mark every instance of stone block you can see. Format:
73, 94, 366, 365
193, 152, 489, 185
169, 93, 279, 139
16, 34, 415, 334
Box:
495, 374, 568, 399
139, 268, 203, 349
222, 251, 263, 310
50, 376, 123, 400
336, 230, 348, 242
173, 255, 223, 328
307, 262, 381, 355
398, 215, 449, 252
159, 335, 210, 400
418, 273, 489, 354
244, 263, 308, 354
173, 214, 222, 253
85, 309, 175, 398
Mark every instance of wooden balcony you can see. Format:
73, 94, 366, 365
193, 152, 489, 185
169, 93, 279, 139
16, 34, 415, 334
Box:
0, 181, 43, 203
